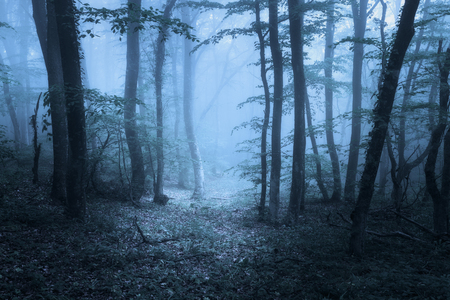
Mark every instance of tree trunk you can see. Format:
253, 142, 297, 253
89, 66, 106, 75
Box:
154, 0, 177, 199
324, 0, 341, 202
255, 0, 271, 217
306, 93, 329, 202
392, 0, 430, 211
0, 55, 21, 151
349, 0, 420, 256
124, 0, 145, 201
32, 0, 69, 204
344, 0, 368, 203
425, 43, 450, 235
268, 0, 284, 220
182, 6, 205, 199
287, 0, 306, 221
55, 0, 87, 219
170, 39, 189, 189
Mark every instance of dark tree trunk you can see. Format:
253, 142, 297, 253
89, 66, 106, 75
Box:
324, 0, 341, 202
182, 6, 205, 199
287, 0, 307, 221
425, 43, 450, 235
392, 0, 430, 212
124, 0, 145, 201
255, 0, 271, 217
31, 95, 42, 184
268, 0, 284, 220
154, 0, 177, 199
55, 0, 87, 219
344, 0, 368, 203
32, 0, 69, 204
349, 0, 420, 256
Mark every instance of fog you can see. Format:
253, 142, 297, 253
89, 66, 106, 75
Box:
0, 0, 448, 209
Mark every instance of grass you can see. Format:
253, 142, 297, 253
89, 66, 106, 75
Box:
1, 173, 450, 299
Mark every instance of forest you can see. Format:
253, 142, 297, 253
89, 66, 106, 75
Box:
1, 0, 450, 298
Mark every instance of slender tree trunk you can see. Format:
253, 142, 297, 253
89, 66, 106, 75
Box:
306, 93, 329, 202
349, 0, 420, 256
55, 0, 87, 219
0, 53, 20, 150
154, 0, 177, 199
324, 0, 341, 202
344, 0, 368, 203
182, 6, 205, 199
170, 39, 188, 189
124, 0, 145, 201
255, 0, 271, 217
268, 0, 284, 220
32, 0, 69, 204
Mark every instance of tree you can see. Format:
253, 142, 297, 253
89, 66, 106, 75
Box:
268, 0, 284, 220
344, 0, 368, 203
32, 0, 69, 204
154, 0, 177, 202
254, 0, 271, 217
124, 0, 145, 202
54, 0, 87, 219
287, 0, 306, 220
349, 0, 420, 256
0, 53, 20, 151
181, 4, 205, 200
424, 41, 450, 235
324, 0, 341, 202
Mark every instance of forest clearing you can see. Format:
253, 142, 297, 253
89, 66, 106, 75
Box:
1, 170, 449, 299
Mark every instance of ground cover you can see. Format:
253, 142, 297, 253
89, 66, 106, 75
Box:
0, 174, 449, 299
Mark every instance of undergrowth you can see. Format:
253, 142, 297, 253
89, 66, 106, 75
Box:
0, 175, 449, 299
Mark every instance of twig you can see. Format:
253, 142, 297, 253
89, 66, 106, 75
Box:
133, 216, 179, 245
134, 216, 150, 243
337, 212, 352, 225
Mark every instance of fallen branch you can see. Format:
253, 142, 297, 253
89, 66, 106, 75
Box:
134, 216, 179, 245
390, 210, 436, 236
366, 230, 427, 243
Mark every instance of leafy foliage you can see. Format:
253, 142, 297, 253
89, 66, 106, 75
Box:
79, 2, 198, 41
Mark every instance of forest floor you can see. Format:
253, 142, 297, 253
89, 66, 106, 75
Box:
1, 172, 450, 299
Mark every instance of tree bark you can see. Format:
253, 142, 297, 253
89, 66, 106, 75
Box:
268, 0, 284, 220
344, 0, 368, 203
182, 5, 205, 199
124, 0, 145, 201
349, 0, 420, 256
55, 0, 87, 219
32, 0, 69, 204
255, 0, 271, 217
